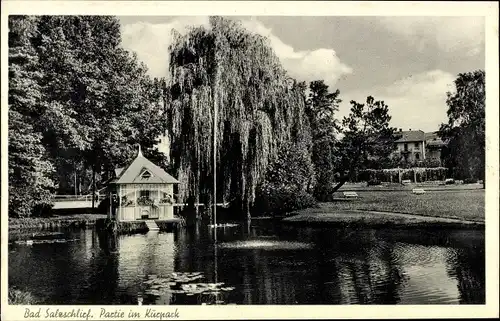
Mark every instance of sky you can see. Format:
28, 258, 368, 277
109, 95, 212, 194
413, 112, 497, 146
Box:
118, 16, 485, 133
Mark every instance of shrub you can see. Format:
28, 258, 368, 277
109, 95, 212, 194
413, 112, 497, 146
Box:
117, 221, 148, 234
254, 186, 316, 216
463, 178, 477, 184
254, 140, 316, 216
367, 179, 381, 186
8, 288, 36, 304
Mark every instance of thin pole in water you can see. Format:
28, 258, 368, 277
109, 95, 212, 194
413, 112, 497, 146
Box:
214, 234, 218, 305
213, 79, 218, 306
213, 96, 217, 242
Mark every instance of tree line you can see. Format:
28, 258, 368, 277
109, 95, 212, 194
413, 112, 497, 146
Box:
8, 16, 167, 217
8, 16, 485, 219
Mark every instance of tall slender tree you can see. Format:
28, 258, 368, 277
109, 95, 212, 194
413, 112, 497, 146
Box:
305, 80, 341, 200
439, 70, 485, 186
34, 16, 166, 196
8, 16, 55, 217
332, 96, 396, 193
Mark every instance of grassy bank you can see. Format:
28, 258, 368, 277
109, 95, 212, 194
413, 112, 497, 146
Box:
283, 208, 484, 229
283, 188, 485, 228
329, 189, 485, 222
9, 214, 108, 230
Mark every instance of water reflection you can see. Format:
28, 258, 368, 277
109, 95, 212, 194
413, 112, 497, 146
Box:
8, 223, 484, 305
446, 246, 485, 304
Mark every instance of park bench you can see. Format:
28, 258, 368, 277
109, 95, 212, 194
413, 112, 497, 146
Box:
412, 188, 426, 195
343, 191, 359, 198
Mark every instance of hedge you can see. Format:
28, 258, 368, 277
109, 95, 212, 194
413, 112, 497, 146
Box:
358, 167, 447, 183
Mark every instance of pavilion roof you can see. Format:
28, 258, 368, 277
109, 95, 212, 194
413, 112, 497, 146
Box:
113, 148, 179, 184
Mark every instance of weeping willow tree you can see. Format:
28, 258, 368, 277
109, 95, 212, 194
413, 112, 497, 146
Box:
166, 17, 312, 220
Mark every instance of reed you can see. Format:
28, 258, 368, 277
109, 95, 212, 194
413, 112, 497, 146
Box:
116, 221, 148, 234
8, 288, 36, 305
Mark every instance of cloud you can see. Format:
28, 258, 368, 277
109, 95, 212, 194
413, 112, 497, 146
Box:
120, 17, 210, 79
120, 17, 352, 88
339, 70, 456, 132
240, 19, 352, 88
376, 17, 484, 55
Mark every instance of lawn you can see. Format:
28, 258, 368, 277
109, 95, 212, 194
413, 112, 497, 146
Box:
326, 189, 485, 222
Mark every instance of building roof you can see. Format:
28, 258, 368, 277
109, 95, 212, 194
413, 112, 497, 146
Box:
425, 131, 446, 145
113, 147, 179, 184
424, 132, 446, 148
394, 130, 425, 143
424, 131, 439, 140
426, 140, 445, 147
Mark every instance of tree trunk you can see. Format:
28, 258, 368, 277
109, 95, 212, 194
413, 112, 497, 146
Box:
91, 165, 96, 209
245, 199, 252, 224
108, 187, 112, 219
330, 175, 349, 194
195, 193, 200, 220
331, 140, 365, 195
183, 195, 197, 226
74, 162, 77, 196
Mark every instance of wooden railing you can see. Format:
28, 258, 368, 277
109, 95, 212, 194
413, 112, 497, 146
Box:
53, 194, 102, 202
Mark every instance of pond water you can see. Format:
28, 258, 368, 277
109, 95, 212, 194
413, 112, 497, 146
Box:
8, 222, 484, 305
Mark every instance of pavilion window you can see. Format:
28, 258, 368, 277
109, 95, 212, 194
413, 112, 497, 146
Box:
141, 170, 152, 180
